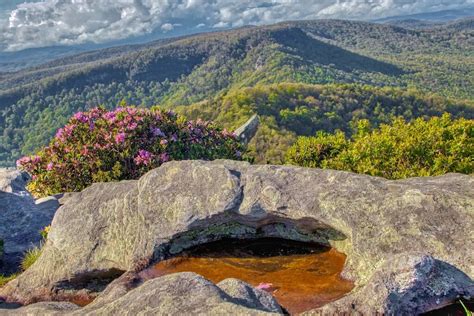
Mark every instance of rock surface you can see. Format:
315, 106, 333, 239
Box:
0, 302, 79, 315
1, 273, 280, 315
234, 114, 260, 144
0, 169, 30, 195
216, 278, 282, 313
0, 169, 59, 274
1, 160, 473, 314
307, 254, 474, 315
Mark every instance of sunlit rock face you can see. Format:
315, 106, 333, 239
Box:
0, 160, 473, 314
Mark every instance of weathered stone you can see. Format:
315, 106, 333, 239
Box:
1, 160, 473, 314
2, 273, 281, 315
235, 114, 260, 144
79, 273, 280, 315
217, 278, 283, 313
0, 302, 79, 316
306, 254, 474, 315
0, 170, 30, 196
56, 193, 79, 206
0, 170, 58, 274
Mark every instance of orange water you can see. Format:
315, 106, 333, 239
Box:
152, 238, 353, 314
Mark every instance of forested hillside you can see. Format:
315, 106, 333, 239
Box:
0, 19, 473, 166
177, 83, 474, 163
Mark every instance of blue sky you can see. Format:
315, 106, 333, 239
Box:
0, 0, 35, 14
1, 0, 473, 52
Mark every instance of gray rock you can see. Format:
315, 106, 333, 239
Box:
79, 273, 280, 315
0, 302, 79, 316
0, 170, 30, 196
2, 273, 281, 315
1, 160, 473, 314
0, 170, 59, 274
217, 278, 283, 313
56, 193, 79, 206
306, 254, 474, 315
235, 114, 259, 144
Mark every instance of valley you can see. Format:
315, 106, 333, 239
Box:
0, 18, 473, 166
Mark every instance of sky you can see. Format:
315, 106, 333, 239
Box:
0, 0, 473, 52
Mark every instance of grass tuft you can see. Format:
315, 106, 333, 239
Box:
21, 244, 43, 271
0, 274, 17, 287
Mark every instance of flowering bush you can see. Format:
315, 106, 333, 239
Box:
17, 107, 243, 197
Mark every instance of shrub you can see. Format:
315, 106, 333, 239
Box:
286, 113, 474, 179
17, 107, 244, 196
285, 131, 348, 169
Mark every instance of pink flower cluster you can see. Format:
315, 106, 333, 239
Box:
16, 155, 41, 168
115, 132, 126, 144
17, 106, 243, 196
134, 149, 154, 166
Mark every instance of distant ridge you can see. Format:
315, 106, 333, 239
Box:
0, 18, 472, 166
374, 8, 474, 23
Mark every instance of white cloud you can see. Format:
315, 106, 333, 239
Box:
0, 0, 472, 51
161, 23, 175, 32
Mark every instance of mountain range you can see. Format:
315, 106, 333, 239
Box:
1, 8, 472, 73
0, 17, 473, 166
374, 7, 474, 23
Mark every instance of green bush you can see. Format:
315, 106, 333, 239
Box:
285, 131, 348, 168
17, 107, 244, 197
286, 114, 474, 179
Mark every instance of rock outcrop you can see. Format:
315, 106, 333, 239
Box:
0, 160, 473, 314
0, 169, 30, 195
234, 114, 259, 144
0, 169, 59, 274
307, 254, 474, 315
1, 273, 281, 315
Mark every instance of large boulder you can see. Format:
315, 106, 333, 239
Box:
0, 169, 59, 274
307, 254, 474, 315
235, 114, 259, 144
0, 160, 473, 314
1, 273, 281, 315
0, 170, 30, 195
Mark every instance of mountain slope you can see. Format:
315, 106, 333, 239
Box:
176, 83, 474, 164
0, 46, 87, 73
374, 8, 474, 23
0, 19, 473, 166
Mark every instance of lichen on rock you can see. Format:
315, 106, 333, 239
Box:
0, 160, 473, 314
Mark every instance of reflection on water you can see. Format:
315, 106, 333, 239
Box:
153, 238, 354, 314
